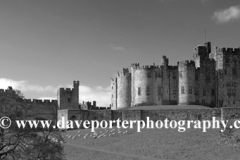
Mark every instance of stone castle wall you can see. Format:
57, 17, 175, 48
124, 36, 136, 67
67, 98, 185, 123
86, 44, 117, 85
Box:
216, 48, 240, 108
111, 42, 240, 110
75, 107, 240, 124
0, 88, 57, 120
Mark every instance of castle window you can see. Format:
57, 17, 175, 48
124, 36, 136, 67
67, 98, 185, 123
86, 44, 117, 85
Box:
233, 67, 237, 76
181, 86, 185, 94
173, 89, 177, 95
179, 71, 183, 78
226, 81, 231, 87
68, 98, 71, 103
206, 76, 210, 83
227, 89, 231, 96
233, 82, 236, 87
138, 87, 141, 96
195, 89, 199, 95
158, 86, 162, 96
232, 88, 236, 96
147, 72, 151, 78
211, 89, 215, 96
203, 89, 206, 96
225, 57, 229, 64
189, 86, 192, 94
173, 74, 176, 79
146, 86, 150, 96
195, 74, 198, 81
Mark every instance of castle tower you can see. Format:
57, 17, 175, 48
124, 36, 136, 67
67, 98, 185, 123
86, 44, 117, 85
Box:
57, 81, 79, 110
131, 64, 156, 106
111, 68, 131, 110
161, 55, 169, 66
178, 60, 195, 105
131, 63, 139, 107
161, 56, 170, 104
117, 68, 131, 109
193, 42, 211, 68
111, 78, 117, 110
214, 47, 240, 107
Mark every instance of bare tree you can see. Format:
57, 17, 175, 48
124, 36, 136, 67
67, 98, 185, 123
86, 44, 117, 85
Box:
0, 89, 65, 160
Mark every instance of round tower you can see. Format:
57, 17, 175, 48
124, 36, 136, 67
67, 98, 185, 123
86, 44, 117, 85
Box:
178, 60, 195, 105
131, 65, 156, 106
116, 68, 131, 109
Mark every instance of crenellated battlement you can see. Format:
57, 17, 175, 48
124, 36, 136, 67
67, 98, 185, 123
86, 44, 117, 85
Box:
117, 68, 131, 77
168, 65, 178, 70
22, 99, 57, 105
161, 55, 169, 66
0, 88, 16, 94
178, 60, 195, 68
131, 63, 140, 68
0, 89, 7, 93
218, 47, 240, 54
131, 63, 161, 70
58, 88, 73, 92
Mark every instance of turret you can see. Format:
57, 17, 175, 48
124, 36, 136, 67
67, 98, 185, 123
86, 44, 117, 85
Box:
131, 64, 157, 106
117, 68, 131, 109
178, 60, 196, 105
193, 42, 212, 68
161, 56, 169, 66
57, 81, 80, 110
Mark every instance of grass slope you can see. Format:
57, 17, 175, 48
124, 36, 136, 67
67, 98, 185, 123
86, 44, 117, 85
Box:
125, 105, 211, 110
63, 126, 240, 160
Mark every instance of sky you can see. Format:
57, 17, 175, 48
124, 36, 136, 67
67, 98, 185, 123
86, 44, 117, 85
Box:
0, 0, 240, 107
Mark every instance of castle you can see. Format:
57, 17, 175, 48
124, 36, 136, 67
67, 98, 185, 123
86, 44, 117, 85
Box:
1, 41, 240, 124
0, 81, 110, 121
111, 42, 240, 110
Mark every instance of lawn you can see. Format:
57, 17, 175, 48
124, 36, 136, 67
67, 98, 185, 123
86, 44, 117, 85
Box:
62, 125, 240, 160
125, 105, 211, 110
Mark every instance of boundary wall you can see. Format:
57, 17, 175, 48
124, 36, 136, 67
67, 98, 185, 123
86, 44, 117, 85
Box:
70, 107, 240, 123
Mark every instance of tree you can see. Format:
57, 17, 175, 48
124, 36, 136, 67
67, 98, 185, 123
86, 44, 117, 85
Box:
0, 89, 65, 160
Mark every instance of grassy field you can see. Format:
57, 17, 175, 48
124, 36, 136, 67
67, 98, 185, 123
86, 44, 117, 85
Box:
125, 105, 211, 110
62, 125, 240, 160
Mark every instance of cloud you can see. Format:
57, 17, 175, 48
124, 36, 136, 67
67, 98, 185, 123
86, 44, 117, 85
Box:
109, 44, 125, 52
38, 85, 111, 107
0, 78, 58, 92
212, 5, 240, 23
0, 78, 111, 107
79, 85, 111, 107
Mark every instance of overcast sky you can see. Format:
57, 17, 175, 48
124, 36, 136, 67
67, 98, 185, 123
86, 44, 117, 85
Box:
0, 0, 240, 106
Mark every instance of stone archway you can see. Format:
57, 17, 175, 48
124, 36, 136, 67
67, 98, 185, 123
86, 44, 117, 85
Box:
69, 115, 77, 129
70, 115, 77, 121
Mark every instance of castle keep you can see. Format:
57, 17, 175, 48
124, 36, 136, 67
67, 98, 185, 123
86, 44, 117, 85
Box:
111, 42, 240, 110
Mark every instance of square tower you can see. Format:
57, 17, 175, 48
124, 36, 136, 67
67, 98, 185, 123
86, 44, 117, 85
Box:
57, 81, 79, 110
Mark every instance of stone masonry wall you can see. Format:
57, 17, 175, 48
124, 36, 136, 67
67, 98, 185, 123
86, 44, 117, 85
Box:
74, 108, 240, 124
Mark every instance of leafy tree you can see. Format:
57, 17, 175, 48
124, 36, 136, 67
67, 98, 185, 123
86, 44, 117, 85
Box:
0, 88, 65, 160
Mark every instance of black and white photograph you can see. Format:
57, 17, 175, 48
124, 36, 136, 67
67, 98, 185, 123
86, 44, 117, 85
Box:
1, 0, 240, 160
